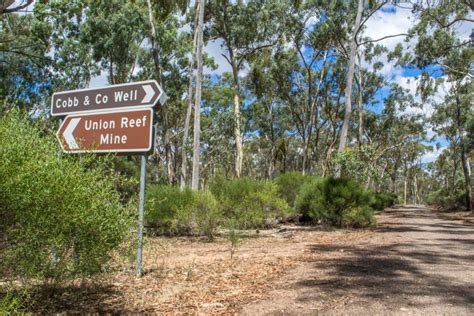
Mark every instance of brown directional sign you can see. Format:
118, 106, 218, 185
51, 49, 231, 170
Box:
51, 80, 164, 116
57, 109, 153, 154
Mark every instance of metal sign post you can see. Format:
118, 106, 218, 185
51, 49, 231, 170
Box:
136, 154, 147, 276
52, 80, 166, 278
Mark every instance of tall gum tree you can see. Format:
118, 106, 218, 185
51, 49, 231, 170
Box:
335, 0, 410, 164
206, 0, 289, 178
191, 0, 205, 190
410, 0, 473, 212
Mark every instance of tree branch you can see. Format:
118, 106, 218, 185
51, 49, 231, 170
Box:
425, 9, 474, 29
355, 0, 390, 37
358, 33, 409, 46
2, 0, 33, 14
221, 52, 232, 67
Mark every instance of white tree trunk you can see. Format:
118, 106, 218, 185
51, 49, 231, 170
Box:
338, 0, 364, 154
229, 48, 243, 178
191, 0, 205, 190
180, 5, 199, 190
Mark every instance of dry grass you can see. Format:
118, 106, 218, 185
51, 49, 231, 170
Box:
2, 227, 373, 314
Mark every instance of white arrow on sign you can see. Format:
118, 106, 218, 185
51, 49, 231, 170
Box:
142, 84, 155, 103
63, 117, 81, 150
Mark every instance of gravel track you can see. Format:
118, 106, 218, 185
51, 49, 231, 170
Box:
240, 205, 474, 315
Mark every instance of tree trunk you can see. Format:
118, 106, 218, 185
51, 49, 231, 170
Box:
154, 124, 160, 182
302, 134, 309, 175
164, 124, 175, 184
180, 68, 194, 189
191, 0, 205, 190
456, 95, 473, 212
229, 49, 243, 178
337, 0, 364, 154
391, 174, 397, 192
413, 174, 418, 205
180, 3, 200, 190
146, 0, 165, 183
302, 51, 328, 175
146, 0, 162, 83
357, 61, 364, 146
404, 177, 407, 205
268, 144, 275, 179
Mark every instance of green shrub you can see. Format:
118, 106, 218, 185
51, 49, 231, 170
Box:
145, 185, 221, 238
0, 111, 132, 282
193, 191, 221, 239
145, 185, 194, 234
209, 176, 292, 229
293, 177, 326, 219
295, 177, 375, 228
0, 288, 31, 315
368, 191, 398, 211
274, 172, 310, 207
342, 206, 376, 228
426, 189, 466, 210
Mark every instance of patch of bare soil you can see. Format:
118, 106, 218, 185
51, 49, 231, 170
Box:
19, 227, 371, 314
241, 205, 474, 315
433, 208, 474, 225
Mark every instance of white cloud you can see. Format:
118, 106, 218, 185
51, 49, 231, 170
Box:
363, 5, 415, 52
392, 75, 432, 117
390, 73, 454, 120
454, 11, 474, 41
89, 72, 109, 88
8, 0, 35, 15
204, 39, 232, 75
421, 145, 446, 164
360, 5, 418, 80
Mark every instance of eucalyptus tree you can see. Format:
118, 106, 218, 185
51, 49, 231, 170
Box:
191, 0, 205, 190
245, 47, 292, 178
200, 74, 237, 180
144, 0, 188, 184
409, 0, 473, 211
366, 83, 426, 191
333, 0, 411, 154
0, 8, 51, 112
136, 15, 196, 184
205, 0, 290, 178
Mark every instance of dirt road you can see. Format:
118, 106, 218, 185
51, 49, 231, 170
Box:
241, 205, 474, 315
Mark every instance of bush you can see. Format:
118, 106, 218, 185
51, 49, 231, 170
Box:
274, 172, 310, 207
293, 176, 326, 219
368, 191, 398, 211
209, 176, 292, 229
145, 185, 221, 238
342, 206, 376, 228
426, 189, 466, 210
0, 288, 31, 314
295, 177, 375, 228
0, 111, 132, 282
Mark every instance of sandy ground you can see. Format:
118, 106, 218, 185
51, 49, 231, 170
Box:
241, 205, 474, 315
14, 205, 473, 314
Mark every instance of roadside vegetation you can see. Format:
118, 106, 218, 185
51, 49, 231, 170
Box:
0, 112, 396, 312
1, 0, 472, 313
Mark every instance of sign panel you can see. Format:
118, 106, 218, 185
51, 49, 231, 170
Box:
51, 80, 163, 116
56, 108, 153, 153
